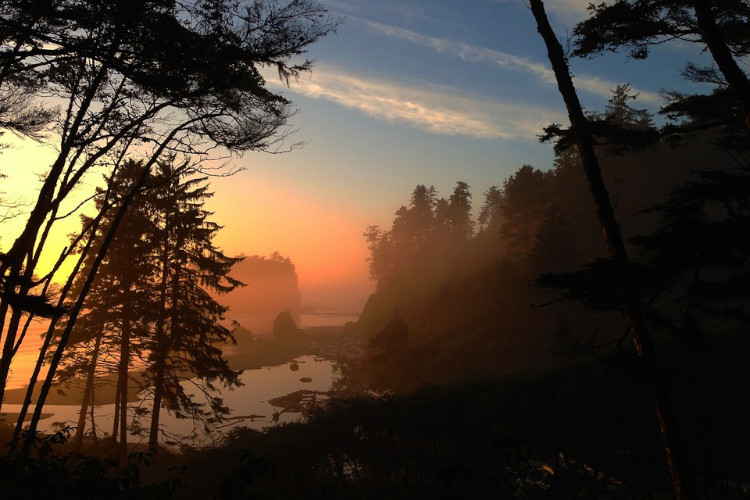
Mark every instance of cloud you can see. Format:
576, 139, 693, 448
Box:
363, 20, 662, 104
492, 0, 590, 25
263, 65, 566, 141
541, 0, 591, 24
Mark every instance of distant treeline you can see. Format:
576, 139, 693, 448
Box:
351, 85, 750, 393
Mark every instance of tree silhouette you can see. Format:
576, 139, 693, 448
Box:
541, 84, 659, 156
0, 0, 337, 409
477, 185, 503, 233
529, 1, 694, 498
633, 166, 750, 336
363, 225, 392, 286
574, 0, 750, 128
35, 158, 243, 457
31, 160, 162, 458
143, 157, 243, 454
446, 181, 474, 241
500, 165, 549, 258
408, 184, 437, 254
528, 205, 580, 276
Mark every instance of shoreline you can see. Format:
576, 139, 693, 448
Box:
2, 325, 355, 407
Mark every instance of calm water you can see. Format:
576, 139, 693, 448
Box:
3, 355, 336, 446
5, 311, 359, 389
2, 311, 358, 445
299, 312, 360, 328
5, 320, 52, 390
3, 311, 359, 444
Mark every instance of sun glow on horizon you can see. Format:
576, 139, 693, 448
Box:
2, 136, 374, 312
207, 171, 373, 309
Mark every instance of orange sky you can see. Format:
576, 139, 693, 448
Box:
0, 136, 374, 313
206, 171, 374, 310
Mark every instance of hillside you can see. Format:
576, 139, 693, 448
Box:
353, 125, 741, 391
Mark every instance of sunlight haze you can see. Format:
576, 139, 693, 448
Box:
1, 0, 702, 312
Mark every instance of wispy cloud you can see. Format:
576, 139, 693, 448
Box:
363, 19, 662, 104
492, 0, 590, 25
541, 0, 591, 24
263, 65, 566, 141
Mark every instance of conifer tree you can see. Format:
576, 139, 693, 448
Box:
408, 184, 437, 253
478, 186, 503, 233
529, 1, 694, 497
144, 157, 243, 453
0, 0, 337, 407
500, 166, 549, 257
38, 157, 242, 456
42, 160, 160, 457
528, 205, 580, 276
446, 181, 474, 241
573, 0, 750, 128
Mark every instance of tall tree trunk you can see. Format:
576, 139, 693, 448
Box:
148, 203, 173, 454
112, 381, 121, 443
528, 1, 694, 499
0, 58, 114, 402
0, 99, 93, 354
89, 387, 98, 442
0, 304, 29, 409
73, 327, 104, 451
148, 350, 167, 454
150, 252, 183, 453
19, 133, 181, 460
691, 0, 750, 128
8, 184, 113, 448
117, 310, 131, 466
20, 171, 144, 459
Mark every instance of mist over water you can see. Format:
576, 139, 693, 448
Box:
3, 356, 336, 443
299, 311, 360, 328
3, 309, 354, 443
5, 322, 51, 390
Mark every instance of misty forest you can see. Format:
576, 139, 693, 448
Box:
0, 1, 749, 499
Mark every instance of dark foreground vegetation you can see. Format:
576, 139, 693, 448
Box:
184, 334, 750, 500
2, 327, 749, 499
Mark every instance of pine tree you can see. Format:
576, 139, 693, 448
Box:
573, 0, 750, 128
363, 225, 394, 287
500, 166, 549, 257
447, 181, 474, 241
408, 184, 437, 253
46, 157, 242, 456
478, 186, 503, 233
528, 206, 580, 276
144, 158, 243, 453
50, 159, 160, 457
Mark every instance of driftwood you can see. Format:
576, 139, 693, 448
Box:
268, 390, 328, 422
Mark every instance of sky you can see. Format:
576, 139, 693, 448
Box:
0, 0, 713, 313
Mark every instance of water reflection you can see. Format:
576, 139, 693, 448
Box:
3, 356, 335, 447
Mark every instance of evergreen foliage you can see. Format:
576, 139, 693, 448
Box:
573, 0, 750, 128
53, 157, 243, 452
0, 0, 337, 412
